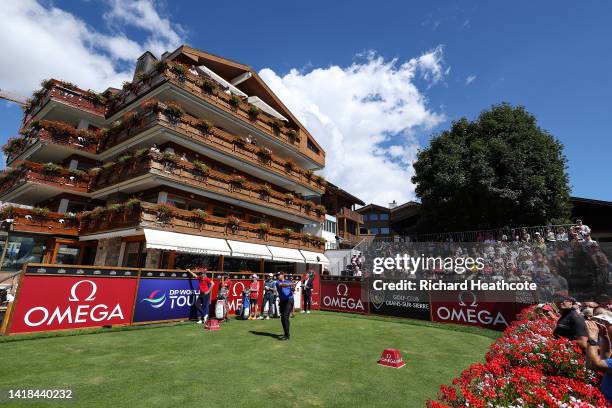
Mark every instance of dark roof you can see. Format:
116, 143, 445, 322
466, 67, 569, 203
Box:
571, 196, 612, 207
325, 181, 365, 206
356, 203, 390, 213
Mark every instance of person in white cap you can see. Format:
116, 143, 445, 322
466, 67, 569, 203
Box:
248, 274, 259, 320
585, 313, 612, 403
259, 273, 276, 320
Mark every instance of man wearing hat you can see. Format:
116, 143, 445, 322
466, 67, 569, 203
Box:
276, 272, 296, 340
259, 273, 277, 320
553, 295, 589, 350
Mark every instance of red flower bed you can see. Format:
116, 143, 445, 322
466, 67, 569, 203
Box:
428, 306, 610, 407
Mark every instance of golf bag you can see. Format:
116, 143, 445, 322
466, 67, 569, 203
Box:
239, 291, 251, 320
215, 298, 226, 320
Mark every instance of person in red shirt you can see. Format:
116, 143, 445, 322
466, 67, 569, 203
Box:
248, 274, 259, 320
187, 268, 213, 324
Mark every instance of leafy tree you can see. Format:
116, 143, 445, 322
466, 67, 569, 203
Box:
411, 103, 571, 232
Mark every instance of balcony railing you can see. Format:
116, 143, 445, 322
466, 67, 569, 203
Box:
100, 102, 325, 193
106, 62, 325, 167
23, 80, 106, 126
336, 207, 364, 224
78, 202, 324, 252
0, 206, 78, 236
338, 231, 361, 246
91, 151, 324, 222
0, 162, 90, 198
4, 121, 99, 165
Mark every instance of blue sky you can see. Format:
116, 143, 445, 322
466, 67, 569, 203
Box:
1, 1, 611, 204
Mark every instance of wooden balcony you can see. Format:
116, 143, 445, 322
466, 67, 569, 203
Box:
336, 207, 364, 224
4, 121, 99, 165
23, 80, 106, 126
0, 161, 90, 202
337, 231, 361, 247
0, 206, 78, 236
79, 202, 324, 252
106, 62, 325, 168
91, 151, 324, 223
100, 103, 325, 194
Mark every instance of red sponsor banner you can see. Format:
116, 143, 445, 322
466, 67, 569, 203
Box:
9, 275, 137, 334
210, 278, 263, 315
430, 290, 517, 331
319, 280, 366, 314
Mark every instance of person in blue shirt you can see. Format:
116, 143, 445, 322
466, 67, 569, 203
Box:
585, 317, 612, 403
275, 272, 296, 340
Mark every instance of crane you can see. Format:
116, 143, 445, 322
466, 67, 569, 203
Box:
0, 88, 28, 106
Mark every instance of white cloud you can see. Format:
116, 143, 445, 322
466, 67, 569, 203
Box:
465, 74, 477, 85
0, 0, 183, 97
259, 48, 447, 205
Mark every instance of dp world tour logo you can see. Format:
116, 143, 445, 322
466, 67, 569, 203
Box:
141, 290, 166, 308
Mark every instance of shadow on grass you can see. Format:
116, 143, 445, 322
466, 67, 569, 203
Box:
249, 330, 281, 339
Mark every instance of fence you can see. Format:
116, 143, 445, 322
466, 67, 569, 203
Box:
0, 264, 320, 336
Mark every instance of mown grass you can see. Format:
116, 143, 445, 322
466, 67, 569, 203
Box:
0, 312, 497, 407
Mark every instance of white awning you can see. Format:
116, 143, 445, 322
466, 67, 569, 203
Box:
227, 240, 272, 260
267, 245, 305, 263
196, 65, 247, 97
247, 96, 288, 121
144, 229, 231, 256
80, 228, 143, 241
300, 250, 329, 265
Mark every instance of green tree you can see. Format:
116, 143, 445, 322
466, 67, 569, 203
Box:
411, 103, 571, 233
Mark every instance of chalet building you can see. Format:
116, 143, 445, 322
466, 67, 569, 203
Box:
357, 197, 612, 241
319, 182, 365, 248
0, 45, 330, 277
357, 201, 419, 236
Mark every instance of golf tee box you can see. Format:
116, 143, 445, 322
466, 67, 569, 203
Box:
378, 349, 405, 368
205, 319, 221, 331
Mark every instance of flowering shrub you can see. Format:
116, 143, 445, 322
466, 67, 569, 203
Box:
427, 306, 610, 407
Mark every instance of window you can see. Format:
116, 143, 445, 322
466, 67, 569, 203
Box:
55, 244, 80, 265
380, 227, 390, 235
324, 220, 336, 233
264, 261, 294, 274
370, 227, 379, 234
174, 253, 219, 270
123, 241, 146, 268
379, 213, 389, 220
307, 138, 320, 154
223, 257, 260, 273
362, 214, 369, 221
369, 214, 379, 221
0, 235, 48, 272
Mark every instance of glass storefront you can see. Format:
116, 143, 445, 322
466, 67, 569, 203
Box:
223, 257, 260, 273
55, 244, 80, 265
264, 261, 295, 275
0, 234, 48, 272
174, 253, 220, 270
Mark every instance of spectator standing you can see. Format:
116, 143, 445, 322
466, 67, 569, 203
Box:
259, 273, 276, 320
301, 272, 314, 314
553, 295, 589, 350
585, 317, 612, 403
248, 274, 259, 320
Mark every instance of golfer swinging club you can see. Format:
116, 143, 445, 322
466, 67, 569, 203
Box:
187, 268, 213, 324
276, 272, 296, 340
